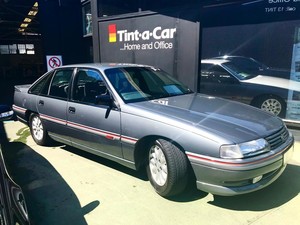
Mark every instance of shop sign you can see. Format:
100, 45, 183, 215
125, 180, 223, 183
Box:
98, 13, 200, 89
265, 0, 300, 13
107, 24, 177, 51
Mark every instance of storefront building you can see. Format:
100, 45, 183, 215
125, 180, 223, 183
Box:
81, 0, 300, 125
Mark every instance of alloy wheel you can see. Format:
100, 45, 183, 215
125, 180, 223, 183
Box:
31, 116, 44, 141
149, 144, 168, 186
261, 98, 282, 116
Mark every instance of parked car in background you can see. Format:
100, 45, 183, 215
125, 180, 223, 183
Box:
13, 63, 294, 197
214, 55, 290, 79
0, 105, 30, 225
0, 105, 14, 121
200, 59, 300, 118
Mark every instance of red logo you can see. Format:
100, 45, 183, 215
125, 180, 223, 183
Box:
108, 24, 117, 42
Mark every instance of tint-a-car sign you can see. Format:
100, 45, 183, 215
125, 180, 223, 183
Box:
98, 13, 200, 89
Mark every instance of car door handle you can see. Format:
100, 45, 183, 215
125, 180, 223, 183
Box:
38, 100, 44, 106
68, 107, 76, 113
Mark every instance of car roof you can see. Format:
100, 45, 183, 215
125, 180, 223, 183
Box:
54, 63, 152, 71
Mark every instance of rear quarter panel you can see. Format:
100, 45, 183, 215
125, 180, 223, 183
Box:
13, 87, 38, 122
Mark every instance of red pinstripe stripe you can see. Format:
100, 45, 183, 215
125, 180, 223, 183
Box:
186, 144, 290, 166
39, 114, 137, 143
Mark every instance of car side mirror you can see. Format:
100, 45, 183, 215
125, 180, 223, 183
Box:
0, 105, 14, 122
95, 95, 116, 118
95, 94, 113, 107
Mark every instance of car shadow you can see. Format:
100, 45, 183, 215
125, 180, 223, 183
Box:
63, 145, 300, 207
62, 145, 208, 202
1, 140, 98, 225
208, 164, 300, 210
61, 145, 149, 181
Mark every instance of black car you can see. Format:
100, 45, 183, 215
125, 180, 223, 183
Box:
200, 59, 300, 118
0, 105, 30, 225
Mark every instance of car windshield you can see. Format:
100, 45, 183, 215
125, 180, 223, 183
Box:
220, 57, 268, 72
222, 62, 259, 80
104, 66, 193, 103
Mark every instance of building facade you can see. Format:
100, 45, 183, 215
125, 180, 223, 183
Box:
80, 0, 300, 124
3, 1, 298, 123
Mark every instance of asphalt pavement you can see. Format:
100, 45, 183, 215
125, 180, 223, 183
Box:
2, 121, 300, 225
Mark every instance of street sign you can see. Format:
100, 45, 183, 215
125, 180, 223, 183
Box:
46, 55, 63, 71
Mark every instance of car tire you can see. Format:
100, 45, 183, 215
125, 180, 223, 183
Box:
29, 113, 50, 145
255, 95, 286, 117
146, 139, 189, 197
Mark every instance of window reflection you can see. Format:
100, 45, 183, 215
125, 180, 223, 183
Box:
83, 2, 92, 36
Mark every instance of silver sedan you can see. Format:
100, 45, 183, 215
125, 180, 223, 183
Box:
13, 63, 294, 197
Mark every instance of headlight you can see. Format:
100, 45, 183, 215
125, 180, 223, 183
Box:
220, 138, 270, 159
0, 110, 13, 118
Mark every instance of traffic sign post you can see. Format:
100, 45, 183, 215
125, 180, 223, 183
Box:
46, 55, 63, 71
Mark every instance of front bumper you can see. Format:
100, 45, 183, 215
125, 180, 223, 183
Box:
187, 134, 294, 196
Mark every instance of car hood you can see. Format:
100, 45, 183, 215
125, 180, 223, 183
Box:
242, 75, 300, 91
124, 93, 283, 143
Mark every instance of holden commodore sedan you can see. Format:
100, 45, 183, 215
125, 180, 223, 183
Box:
13, 63, 294, 197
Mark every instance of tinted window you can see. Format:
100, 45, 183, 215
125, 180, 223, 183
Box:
49, 69, 73, 99
29, 72, 53, 95
201, 64, 235, 84
222, 62, 257, 80
72, 69, 108, 104
229, 58, 267, 71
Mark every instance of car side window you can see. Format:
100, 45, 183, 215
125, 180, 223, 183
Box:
201, 64, 235, 84
48, 69, 73, 99
72, 69, 108, 105
29, 71, 53, 95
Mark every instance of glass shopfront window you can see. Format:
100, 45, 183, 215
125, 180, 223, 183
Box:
83, 2, 92, 36
200, 0, 300, 123
93, 0, 300, 123
198, 0, 300, 123
0, 43, 35, 55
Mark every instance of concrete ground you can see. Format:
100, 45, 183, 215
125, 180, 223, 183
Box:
1, 121, 300, 225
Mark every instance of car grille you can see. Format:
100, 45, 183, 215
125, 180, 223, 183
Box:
265, 126, 289, 150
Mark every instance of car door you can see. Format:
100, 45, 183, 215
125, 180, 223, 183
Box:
199, 64, 250, 103
67, 68, 123, 158
36, 68, 74, 144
